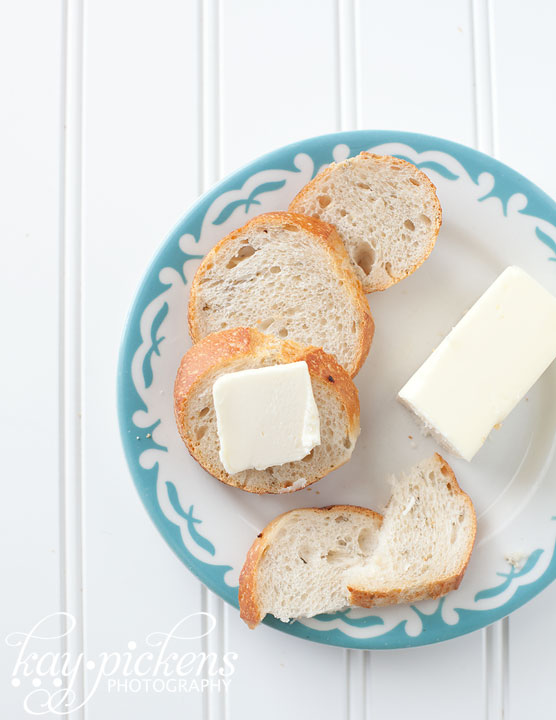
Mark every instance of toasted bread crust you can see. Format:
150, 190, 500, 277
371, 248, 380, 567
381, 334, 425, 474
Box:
346, 454, 476, 607
239, 505, 383, 629
289, 153, 443, 293
173, 328, 360, 493
188, 211, 374, 377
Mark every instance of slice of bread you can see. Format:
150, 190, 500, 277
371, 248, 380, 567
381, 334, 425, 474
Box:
188, 212, 374, 377
239, 454, 476, 626
174, 327, 360, 494
346, 454, 476, 606
239, 506, 383, 628
289, 152, 442, 293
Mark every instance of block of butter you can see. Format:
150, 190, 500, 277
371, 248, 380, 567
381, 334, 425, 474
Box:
398, 266, 556, 461
212, 361, 320, 475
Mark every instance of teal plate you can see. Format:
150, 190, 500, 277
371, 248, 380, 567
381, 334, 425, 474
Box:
118, 131, 556, 648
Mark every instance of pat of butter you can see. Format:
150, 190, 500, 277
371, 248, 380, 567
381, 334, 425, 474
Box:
398, 266, 556, 461
212, 361, 320, 474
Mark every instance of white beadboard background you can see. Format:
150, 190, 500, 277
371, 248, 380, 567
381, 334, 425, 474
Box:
2, 1, 555, 718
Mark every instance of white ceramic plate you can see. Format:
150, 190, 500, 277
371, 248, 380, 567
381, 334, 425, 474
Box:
118, 131, 556, 648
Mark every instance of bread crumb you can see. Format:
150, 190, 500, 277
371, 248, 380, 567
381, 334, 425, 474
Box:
505, 552, 528, 571
401, 496, 416, 516
146, 433, 152, 439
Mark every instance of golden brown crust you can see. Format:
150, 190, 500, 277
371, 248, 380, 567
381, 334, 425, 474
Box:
173, 328, 360, 493
188, 211, 374, 377
289, 152, 443, 294
346, 454, 476, 607
238, 530, 267, 629
174, 327, 255, 400
239, 505, 383, 629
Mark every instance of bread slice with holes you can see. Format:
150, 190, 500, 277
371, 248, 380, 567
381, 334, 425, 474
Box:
174, 327, 360, 494
188, 212, 373, 377
239, 506, 383, 627
239, 454, 476, 626
289, 152, 442, 293
345, 453, 476, 606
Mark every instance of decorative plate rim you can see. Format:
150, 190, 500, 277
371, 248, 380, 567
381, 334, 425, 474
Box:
117, 130, 556, 649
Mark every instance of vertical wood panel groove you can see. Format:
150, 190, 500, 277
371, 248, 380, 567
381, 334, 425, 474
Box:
471, 0, 509, 717
57, 0, 69, 683
345, 650, 372, 720
337, 1, 368, 717
471, 0, 495, 154
60, 0, 85, 717
201, 1, 227, 719
345, 648, 351, 720
486, 0, 499, 158
364, 650, 371, 718
337, 0, 358, 131
353, 0, 362, 130
483, 621, 510, 720
334, 0, 342, 133
197, 0, 205, 201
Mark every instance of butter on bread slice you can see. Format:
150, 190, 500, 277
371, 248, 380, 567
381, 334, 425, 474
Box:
213, 361, 320, 475
174, 327, 360, 494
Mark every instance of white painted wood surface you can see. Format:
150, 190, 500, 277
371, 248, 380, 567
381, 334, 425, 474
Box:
2, 1, 555, 718
1, 2, 65, 718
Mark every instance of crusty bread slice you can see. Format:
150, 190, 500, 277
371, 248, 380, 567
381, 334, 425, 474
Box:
346, 454, 476, 606
188, 212, 374, 377
174, 328, 360, 494
239, 506, 383, 628
289, 152, 442, 293
238, 454, 476, 626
